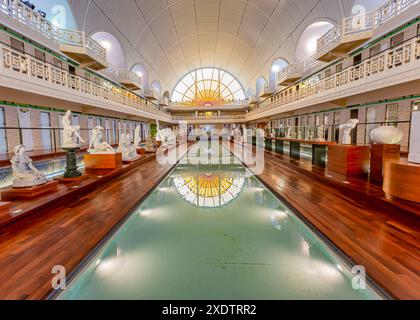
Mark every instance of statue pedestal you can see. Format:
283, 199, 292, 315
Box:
136, 148, 146, 156
370, 144, 400, 182
84, 153, 123, 170
0, 202, 11, 220
327, 145, 370, 176
1, 181, 59, 200
63, 147, 82, 178
384, 159, 420, 203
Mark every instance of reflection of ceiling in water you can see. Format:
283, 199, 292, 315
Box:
174, 174, 245, 208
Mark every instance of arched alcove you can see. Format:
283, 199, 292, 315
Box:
246, 88, 255, 98
151, 80, 162, 96
131, 64, 149, 90
256, 76, 268, 97
91, 31, 126, 68
294, 21, 335, 62
270, 58, 288, 86
351, 0, 387, 13
30, 0, 77, 29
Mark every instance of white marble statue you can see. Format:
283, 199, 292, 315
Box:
134, 125, 141, 148
88, 126, 115, 154
270, 129, 276, 138
10, 145, 47, 188
339, 119, 359, 145
61, 110, 85, 148
285, 126, 292, 139
315, 125, 325, 142
117, 134, 138, 161
370, 126, 403, 145
156, 128, 177, 147
145, 135, 156, 152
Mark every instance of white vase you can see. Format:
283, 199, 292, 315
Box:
370, 126, 403, 144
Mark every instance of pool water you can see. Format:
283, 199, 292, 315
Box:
58, 142, 382, 300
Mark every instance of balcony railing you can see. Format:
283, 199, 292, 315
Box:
316, 0, 420, 61
0, 0, 57, 40
0, 43, 170, 119
117, 69, 142, 90
172, 114, 245, 121
168, 100, 248, 110
0, 0, 107, 70
249, 36, 420, 117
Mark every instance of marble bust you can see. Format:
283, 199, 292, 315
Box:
11, 145, 47, 188
87, 126, 115, 154
340, 119, 359, 145
61, 110, 85, 148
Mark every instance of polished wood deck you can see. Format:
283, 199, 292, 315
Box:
0, 142, 418, 300
0, 147, 184, 300
232, 143, 420, 300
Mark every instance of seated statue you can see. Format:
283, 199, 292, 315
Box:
134, 125, 141, 149
117, 134, 138, 161
340, 119, 359, 145
61, 110, 85, 148
145, 136, 156, 152
315, 125, 325, 142
88, 126, 115, 154
11, 145, 47, 188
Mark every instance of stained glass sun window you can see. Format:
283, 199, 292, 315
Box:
171, 68, 246, 106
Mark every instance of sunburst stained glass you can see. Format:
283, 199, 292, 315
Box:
171, 68, 246, 106
173, 174, 245, 208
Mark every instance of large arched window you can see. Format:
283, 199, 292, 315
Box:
171, 68, 246, 106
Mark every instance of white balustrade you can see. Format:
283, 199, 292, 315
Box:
0, 43, 170, 119
249, 37, 420, 117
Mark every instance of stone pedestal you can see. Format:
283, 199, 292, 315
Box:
370, 144, 401, 182
1, 181, 59, 200
63, 147, 82, 178
327, 145, 370, 176
383, 159, 420, 203
84, 153, 123, 170
0, 202, 11, 221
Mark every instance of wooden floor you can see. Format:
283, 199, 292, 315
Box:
0, 142, 418, 300
232, 143, 420, 300
0, 152, 179, 299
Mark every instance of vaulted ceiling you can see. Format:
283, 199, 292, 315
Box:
67, 0, 361, 94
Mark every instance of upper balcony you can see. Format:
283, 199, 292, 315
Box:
247, 36, 420, 121
168, 100, 248, 111
172, 114, 246, 124
143, 88, 159, 101
57, 29, 108, 71
118, 69, 142, 91
316, 13, 375, 62
278, 64, 304, 86
259, 85, 275, 98
0, 42, 171, 122
248, 94, 259, 106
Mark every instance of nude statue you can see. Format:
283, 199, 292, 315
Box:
88, 126, 115, 154
61, 110, 85, 148
11, 145, 47, 188
339, 119, 359, 145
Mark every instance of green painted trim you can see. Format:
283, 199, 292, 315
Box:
0, 101, 153, 123
0, 25, 78, 67
269, 95, 420, 121
0, 26, 159, 107
261, 16, 420, 103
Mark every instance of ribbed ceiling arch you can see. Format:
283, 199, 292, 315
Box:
67, 0, 359, 94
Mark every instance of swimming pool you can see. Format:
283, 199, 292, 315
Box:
57, 142, 383, 300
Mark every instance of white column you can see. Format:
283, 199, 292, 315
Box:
409, 111, 420, 163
